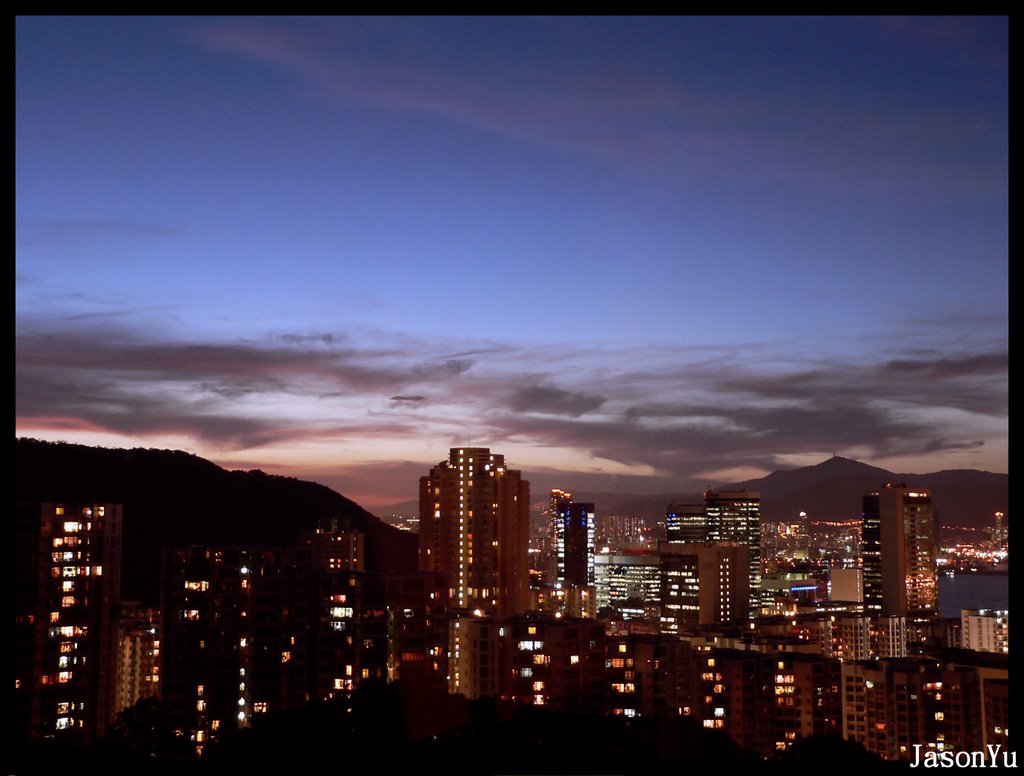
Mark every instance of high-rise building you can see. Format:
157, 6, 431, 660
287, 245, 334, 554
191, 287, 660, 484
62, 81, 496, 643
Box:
594, 551, 662, 621
551, 492, 595, 588
861, 484, 937, 617
659, 541, 749, 633
961, 609, 1009, 654
160, 543, 447, 756
419, 447, 530, 616
705, 490, 761, 614
665, 502, 707, 543
115, 604, 161, 714
15, 503, 122, 744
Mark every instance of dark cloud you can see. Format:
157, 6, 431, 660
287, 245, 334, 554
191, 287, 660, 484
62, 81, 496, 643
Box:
508, 384, 606, 417
413, 358, 474, 378
389, 394, 427, 407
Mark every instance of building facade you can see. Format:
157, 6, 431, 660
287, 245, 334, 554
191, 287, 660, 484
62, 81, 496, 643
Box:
862, 485, 937, 617
419, 448, 530, 616
15, 503, 123, 744
705, 490, 762, 614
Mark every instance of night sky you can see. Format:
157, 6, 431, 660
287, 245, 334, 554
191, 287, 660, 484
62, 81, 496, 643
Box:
16, 17, 1007, 507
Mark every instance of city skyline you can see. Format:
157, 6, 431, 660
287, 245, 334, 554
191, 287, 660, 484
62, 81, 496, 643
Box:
16, 17, 1008, 507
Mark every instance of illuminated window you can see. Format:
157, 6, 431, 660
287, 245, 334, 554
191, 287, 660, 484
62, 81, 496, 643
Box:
570, 655, 579, 665
281, 651, 291, 663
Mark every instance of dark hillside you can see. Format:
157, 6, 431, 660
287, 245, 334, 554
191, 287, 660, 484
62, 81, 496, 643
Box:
16, 438, 418, 605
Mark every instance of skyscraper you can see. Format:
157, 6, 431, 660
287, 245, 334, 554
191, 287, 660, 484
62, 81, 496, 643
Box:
419, 448, 530, 616
665, 502, 707, 543
659, 541, 749, 632
705, 490, 761, 614
551, 490, 595, 588
15, 503, 122, 744
861, 484, 937, 617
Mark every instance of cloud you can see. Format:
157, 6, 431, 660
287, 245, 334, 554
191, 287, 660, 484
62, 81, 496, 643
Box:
389, 394, 427, 408
508, 383, 606, 417
15, 316, 1007, 495
187, 18, 1006, 200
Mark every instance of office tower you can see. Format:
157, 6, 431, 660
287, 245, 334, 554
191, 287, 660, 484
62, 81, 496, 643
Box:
419, 447, 530, 616
599, 513, 647, 548
861, 484, 937, 617
552, 493, 595, 588
659, 542, 749, 633
594, 551, 662, 621
15, 503, 122, 744
705, 490, 761, 614
666, 502, 707, 543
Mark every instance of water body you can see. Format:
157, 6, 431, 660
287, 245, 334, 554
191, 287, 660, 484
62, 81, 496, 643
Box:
938, 572, 1009, 616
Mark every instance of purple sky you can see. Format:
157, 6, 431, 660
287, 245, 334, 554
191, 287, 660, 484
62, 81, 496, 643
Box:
16, 17, 1007, 507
